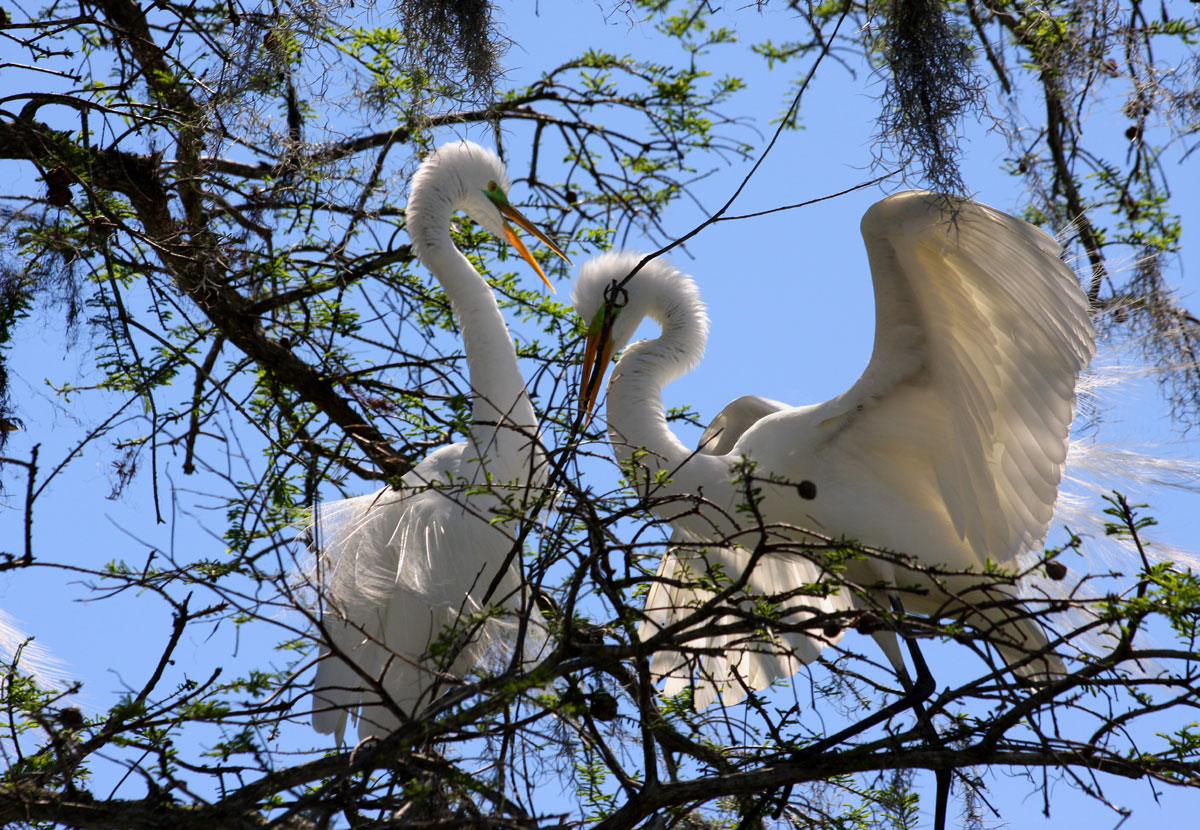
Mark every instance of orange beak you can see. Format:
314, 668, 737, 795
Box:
495, 201, 571, 293
580, 320, 617, 423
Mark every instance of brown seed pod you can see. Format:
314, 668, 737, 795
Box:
57, 706, 85, 731
43, 164, 74, 187
854, 612, 882, 635
47, 184, 72, 207
89, 216, 117, 240
1045, 560, 1068, 581
587, 691, 618, 722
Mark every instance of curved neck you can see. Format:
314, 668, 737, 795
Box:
408, 183, 536, 468
606, 293, 707, 472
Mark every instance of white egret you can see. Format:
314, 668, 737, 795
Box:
573, 191, 1096, 707
310, 140, 568, 742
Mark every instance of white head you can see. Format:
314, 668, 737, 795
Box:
407, 141, 569, 289
572, 250, 709, 416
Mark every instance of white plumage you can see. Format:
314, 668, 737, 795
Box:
573, 191, 1096, 706
309, 141, 565, 741
0, 609, 66, 690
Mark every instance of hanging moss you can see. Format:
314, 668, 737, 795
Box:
873, 0, 986, 193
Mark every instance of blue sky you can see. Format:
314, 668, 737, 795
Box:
2, 0, 1199, 826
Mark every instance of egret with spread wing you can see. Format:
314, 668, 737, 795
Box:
310, 141, 568, 741
573, 191, 1095, 707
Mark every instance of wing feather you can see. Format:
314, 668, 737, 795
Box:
786, 191, 1094, 567
700, 395, 789, 455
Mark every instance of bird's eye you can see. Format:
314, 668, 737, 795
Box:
482, 180, 508, 204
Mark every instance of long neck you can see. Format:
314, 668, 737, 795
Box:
408, 185, 536, 472
606, 292, 706, 473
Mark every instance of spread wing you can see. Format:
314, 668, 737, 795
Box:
775, 190, 1096, 565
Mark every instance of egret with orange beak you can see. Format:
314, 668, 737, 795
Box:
309, 141, 570, 742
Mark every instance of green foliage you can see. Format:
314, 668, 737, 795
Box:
575, 752, 618, 820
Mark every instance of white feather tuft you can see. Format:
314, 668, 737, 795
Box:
0, 609, 69, 690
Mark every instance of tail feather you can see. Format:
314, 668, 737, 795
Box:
311, 647, 362, 740
958, 589, 1065, 679
996, 616, 1065, 679
641, 545, 849, 707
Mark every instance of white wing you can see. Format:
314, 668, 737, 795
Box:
699, 395, 788, 456
310, 443, 528, 740
745, 191, 1096, 571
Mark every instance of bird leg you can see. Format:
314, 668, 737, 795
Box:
741, 597, 942, 827
885, 597, 950, 830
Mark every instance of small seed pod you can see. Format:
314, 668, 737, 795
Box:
854, 612, 882, 635
46, 184, 72, 207
796, 480, 817, 500
822, 620, 842, 639
89, 216, 117, 240
587, 691, 618, 722
43, 165, 74, 187
57, 706, 84, 731
1045, 560, 1068, 581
